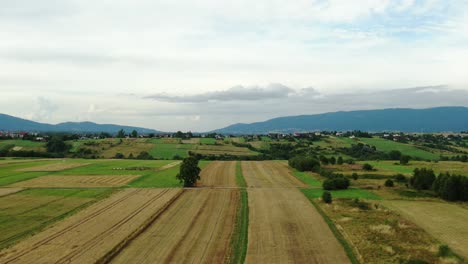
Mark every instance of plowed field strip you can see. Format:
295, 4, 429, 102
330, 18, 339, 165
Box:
111, 189, 239, 264
10, 175, 140, 188
198, 161, 237, 187
0, 188, 181, 264
0, 188, 23, 197
246, 188, 351, 264
241, 161, 307, 188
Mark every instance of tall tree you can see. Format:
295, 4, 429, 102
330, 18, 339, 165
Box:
176, 156, 201, 187
117, 129, 126, 138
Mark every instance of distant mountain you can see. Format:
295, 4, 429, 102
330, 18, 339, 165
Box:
0, 114, 162, 134
213, 107, 468, 134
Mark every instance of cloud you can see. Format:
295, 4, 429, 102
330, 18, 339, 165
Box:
145, 83, 299, 102
32, 97, 58, 121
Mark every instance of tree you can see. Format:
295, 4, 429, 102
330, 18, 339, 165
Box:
410, 168, 435, 190
400, 155, 411, 165
384, 179, 394, 187
322, 191, 332, 203
329, 156, 336, 165
288, 156, 320, 172
114, 153, 125, 159
388, 150, 402, 160
176, 156, 201, 187
117, 129, 126, 138
131, 130, 138, 138
337, 156, 344, 165
352, 172, 359, 180
362, 163, 373, 171
46, 137, 71, 153
320, 156, 329, 165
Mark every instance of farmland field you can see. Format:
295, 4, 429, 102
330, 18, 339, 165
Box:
358, 137, 441, 160
197, 161, 237, 187
11, 175, 140, 188
242, 161, 350, 263
111, 189, 239, 263
0, 188, 181, 263
383, 200, 468, 259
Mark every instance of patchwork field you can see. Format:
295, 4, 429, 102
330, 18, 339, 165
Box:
0, 188, 23, 197
11, 175, 140, 188
111, 189, 239, 263
16, 162, 90, 172
0, 188, 181, 264
383, 200, 468, 259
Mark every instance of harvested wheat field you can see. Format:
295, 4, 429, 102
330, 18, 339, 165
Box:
197, 161, 237, 187
0, 188, 181, 264
241, 161, 307, 188
11, 175, 140, 188
383, 200, 468, 258
246, 188, 351, 264
111, 189, 239, 264
16, 162, 90, 172
0, 188, 22, 197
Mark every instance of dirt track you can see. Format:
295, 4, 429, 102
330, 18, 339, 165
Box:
243, 161, 351, 264
11, 175, 140, 188
242, 161, 307, 188
111, 189, 239, 264
0, 188, 181, 264
197, 161, 237, 187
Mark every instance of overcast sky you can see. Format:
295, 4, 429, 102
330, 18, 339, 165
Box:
1, 0, 468, 131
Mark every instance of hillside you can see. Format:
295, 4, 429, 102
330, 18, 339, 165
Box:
0, 114, 161, 134
213, 107, 468, 134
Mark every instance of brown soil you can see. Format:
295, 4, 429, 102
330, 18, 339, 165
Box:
11, 175, 140, 188
111, 189, 239, 264
197, 161, 237, 187
241, 161, 307, 188
0, 188, 182, 264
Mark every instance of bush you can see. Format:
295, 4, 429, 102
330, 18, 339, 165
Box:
288, 156, 320, 172
438, 244, 451, 257
136, 151, 153, 160
394, 174, 406, 182
362, 163, 373, 171
410, 168, 435, 190
322, 191, 332, 203
323, 175, 350, 190
352, 173, 359, 180
384, 179, 394, 187
337, 156, 343, 165
114, 153, 125, 159
400, 155, 411, 165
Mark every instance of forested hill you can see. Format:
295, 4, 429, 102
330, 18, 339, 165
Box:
0, 114, 160, 134
213, 107, 468, 134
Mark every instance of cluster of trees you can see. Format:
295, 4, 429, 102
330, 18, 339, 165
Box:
409, 168, 468, 201
433, 173, 468, 201
341, 143, 415, 162
341, 130, 372, 138
288, 156, 320, 172
323, 175, 350, 190
113, 151, 154, 160
440, 155, 468, 162
116, 129, 139, 138
318, 155, 348, 165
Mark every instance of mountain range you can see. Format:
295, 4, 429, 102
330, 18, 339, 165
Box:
213, 107, 468, 134
1, 107, 468, 134
0, 114, 161, 134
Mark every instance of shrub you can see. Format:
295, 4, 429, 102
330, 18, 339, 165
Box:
438, 244, 450, 257
400, 155, 411, 165
114, 152, 125, 159
288, 156, 320, 172
362, 163, 373, 171
352, 173, 359, 180
384, 179, 394, 187
410, 168, 435, 190
322, 191, 332, 203
337, 156, 343, 165
323, 175, 350, 190
394, 174, 406, 182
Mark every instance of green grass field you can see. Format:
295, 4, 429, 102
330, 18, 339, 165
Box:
149, 143, 195, 159
0, 188, 112, 249
200, 138, 217, 145
301, 188, 381, 200
292, 171, 322, 187
358, 137, 440, 160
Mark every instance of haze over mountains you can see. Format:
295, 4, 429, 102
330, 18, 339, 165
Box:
1, 107, 468, 134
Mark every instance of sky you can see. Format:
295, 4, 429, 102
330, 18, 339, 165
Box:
1, 0, 468, 132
